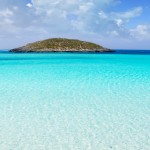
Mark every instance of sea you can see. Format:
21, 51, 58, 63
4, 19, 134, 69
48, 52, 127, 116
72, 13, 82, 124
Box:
0, 50, 150, 149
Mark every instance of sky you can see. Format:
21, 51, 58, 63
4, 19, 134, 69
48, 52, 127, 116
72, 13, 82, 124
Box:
0, 0, 150, 49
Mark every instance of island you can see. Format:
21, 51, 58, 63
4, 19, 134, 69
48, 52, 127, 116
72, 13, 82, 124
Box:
10, 38, 112, 53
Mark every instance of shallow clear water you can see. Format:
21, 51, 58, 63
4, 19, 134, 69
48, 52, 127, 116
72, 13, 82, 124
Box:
0, 53, 150, 150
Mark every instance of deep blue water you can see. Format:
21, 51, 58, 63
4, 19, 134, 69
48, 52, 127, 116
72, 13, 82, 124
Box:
1, 49, 150, 54
112, 50, 150, 54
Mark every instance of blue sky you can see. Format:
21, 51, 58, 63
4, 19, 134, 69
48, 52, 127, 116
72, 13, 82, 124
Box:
0, 0, 150, 49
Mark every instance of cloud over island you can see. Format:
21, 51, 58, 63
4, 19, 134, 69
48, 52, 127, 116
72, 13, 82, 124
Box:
0, 0, 150, 49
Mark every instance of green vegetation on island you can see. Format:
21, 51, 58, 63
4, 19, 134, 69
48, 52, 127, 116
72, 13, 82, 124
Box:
10, 38, 112, 52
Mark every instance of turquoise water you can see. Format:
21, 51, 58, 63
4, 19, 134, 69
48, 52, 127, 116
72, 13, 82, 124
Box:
0, 53, 150, 149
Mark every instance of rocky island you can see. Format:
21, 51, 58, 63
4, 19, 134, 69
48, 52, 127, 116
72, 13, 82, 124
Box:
10, 38, 112, 53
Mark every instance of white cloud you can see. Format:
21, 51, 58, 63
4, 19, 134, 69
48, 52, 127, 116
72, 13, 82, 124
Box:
78, 2, 94, 13
26, 3, 33, 8
0, 8, 13, 17
130, 24, 150, 39
0, 18, 14, 27
109, 30, 119, 36
0, 8, 14, 29
115, 19, 123, 27
0, 0, 144, 38
99, 11, 108, 19
112, 7, 143, 27
0, 0, 149, 49
116, 7, 143, 19
13, 6, 18, 11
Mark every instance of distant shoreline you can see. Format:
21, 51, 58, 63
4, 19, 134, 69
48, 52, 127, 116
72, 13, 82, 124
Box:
1, 50, 150, 55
